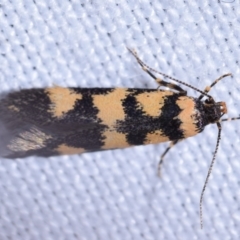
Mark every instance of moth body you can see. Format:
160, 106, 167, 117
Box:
0, 87, 223, 158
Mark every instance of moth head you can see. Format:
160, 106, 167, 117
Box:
203, 99, 227, 124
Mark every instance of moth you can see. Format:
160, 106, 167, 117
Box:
0, 49, 239, 227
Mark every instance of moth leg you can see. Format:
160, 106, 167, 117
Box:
158, 140, 179, 177
198, 73, 232, 100
127, 48, 187, 95
143, 67, 187, 95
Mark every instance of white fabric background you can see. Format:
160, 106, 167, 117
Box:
1, 1, 240, 239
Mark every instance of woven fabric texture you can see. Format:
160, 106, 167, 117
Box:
1, 1, 240, 239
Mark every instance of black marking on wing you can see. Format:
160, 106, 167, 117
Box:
116, 89, 184, 145
0, 88, 114, 158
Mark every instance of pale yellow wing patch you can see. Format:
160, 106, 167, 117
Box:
176, 97, 199, 138
135, 91, 173, 117
55, 144, 86, 155
101, 131, 130, 149
46, 87, 82, 118
92, 89, 127, 126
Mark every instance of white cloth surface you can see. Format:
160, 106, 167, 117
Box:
1, 1, 240, 239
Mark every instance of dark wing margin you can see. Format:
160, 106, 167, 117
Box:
0, 88, 113, 158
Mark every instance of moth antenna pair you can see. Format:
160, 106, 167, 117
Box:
127, 47, 239, 228
1, 48, 238, 229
